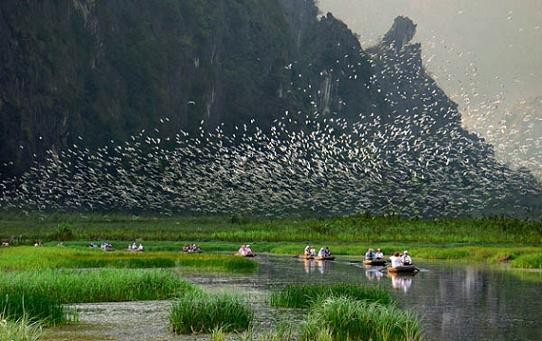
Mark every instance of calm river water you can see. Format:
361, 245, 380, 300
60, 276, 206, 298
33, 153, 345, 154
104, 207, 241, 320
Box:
45, 255, 542, 340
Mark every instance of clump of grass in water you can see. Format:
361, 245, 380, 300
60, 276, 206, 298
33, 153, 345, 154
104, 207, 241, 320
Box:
0, 292, 67, 325
511, 253, 542, 269
270, 283, 393, 308
0, 269, 195, 304
302, 297, 422, 341
0, 315, 42, 341
170, 291, 253, 334
0, 247, 258, 273
0, 269, 195, 324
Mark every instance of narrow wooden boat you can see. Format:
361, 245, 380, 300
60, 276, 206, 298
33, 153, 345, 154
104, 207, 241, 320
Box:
235, 253, 256, 257
314, 256, 335, 261
387, 265, 419, 273
298, 255, 315, 259
363, 259, 386, 266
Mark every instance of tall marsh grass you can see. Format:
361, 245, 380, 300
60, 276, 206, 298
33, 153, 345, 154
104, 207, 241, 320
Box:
0, 315, 42, 341
270, 284, 393, 308
1, 212, 540, 244
302, 297, 422, 341
510, 253, 542, 269
0, 247, 257, 273
170, 291, 253, 334
0, 269, 194, 304
0, 269, 195, 324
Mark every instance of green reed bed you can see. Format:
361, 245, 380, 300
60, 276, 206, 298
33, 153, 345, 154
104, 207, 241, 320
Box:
0, 247, 257, 273
510, 253, 542, 269
0, 269, 196, 324
302, 297, 422, 341
0, 315, 42, 341
1, 212, 540, 244
270, 284, 393, 309
170, 291, 253, 334
0, 292, 67, 326
0, 269, 194, 304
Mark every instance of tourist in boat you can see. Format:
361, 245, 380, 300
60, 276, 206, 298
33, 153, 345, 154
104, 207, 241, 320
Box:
324, 246, 331, 257
318, 247, 326, 257
245, 244, 254, 256
238, 244, 247, 256
401, 251, 412, 265
374, 248, 384, 260
304, 245, 311, 256
137, 243, 144, 252
390, 252, 402, 268
364, 248, 375, 260
310, 247, 317, 257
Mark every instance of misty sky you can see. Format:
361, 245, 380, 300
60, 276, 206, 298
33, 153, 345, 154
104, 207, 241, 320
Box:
318, 0, 542, 126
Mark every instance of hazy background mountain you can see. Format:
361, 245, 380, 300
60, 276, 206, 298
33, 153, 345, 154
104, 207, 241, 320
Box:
318, 0, 542, 178
0, 0, 540, 217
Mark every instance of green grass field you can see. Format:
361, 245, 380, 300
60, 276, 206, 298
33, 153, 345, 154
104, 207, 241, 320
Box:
0, 212, 540, 269
1, 212, 540, 244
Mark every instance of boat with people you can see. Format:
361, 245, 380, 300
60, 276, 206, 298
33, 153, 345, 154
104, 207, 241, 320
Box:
314, 256, 335, 261
235, 244, 255, 257
387, 265, 419, 273
298, 255, 315, 260
386, 250, 418, 273
363, 259, 387, 266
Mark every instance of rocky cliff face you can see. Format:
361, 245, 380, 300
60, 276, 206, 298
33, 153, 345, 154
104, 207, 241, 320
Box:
0, 0, 540, 217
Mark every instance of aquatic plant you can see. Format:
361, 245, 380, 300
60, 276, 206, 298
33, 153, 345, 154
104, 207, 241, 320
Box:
0, 269, 194, 305
510, 253, 542, 269
0, 247, 257, 273
0, 292, 66, 326
301, 297, 422, 341
270, 283, 393, 308
170, 291, 253, 334
0, 315, 42, 341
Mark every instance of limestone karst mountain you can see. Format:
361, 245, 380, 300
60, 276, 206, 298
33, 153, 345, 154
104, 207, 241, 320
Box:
0, 1, 540, 217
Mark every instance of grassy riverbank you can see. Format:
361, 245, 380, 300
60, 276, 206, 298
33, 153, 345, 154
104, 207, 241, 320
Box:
0, 212, 540, 269
0, 246, 257, 273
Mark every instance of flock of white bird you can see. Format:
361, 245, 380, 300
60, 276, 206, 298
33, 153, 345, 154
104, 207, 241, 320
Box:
0, 26, 540, 218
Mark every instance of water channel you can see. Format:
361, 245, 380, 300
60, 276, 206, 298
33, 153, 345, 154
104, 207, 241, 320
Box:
45, 255, 542, 340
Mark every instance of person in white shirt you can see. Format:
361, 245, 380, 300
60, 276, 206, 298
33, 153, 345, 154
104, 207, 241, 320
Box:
401, 251, 412, 265
374, 248, 384, 259
390, 252, 403, 268
318, 247, 325, 257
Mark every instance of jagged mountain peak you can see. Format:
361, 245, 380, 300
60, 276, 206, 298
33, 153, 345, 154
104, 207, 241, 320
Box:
382, 16, 417, 51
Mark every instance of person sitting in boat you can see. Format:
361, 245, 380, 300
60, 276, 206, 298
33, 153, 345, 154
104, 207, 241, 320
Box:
137, 243, 144, 252
364, 248, 375, 260
310, 247, 317, 257
374, 248, 384, 260
238, 244, 247, 256
318, 247, 326, 257
401, 251, 412, 265
390, 252, 402, 268
304, 245, 311, 256
324, 247, 331, 257
245, 244, 254, 256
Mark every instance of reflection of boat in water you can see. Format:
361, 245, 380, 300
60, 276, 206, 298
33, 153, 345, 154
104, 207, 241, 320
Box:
363, 259, 386, 266
389, 272, 415, 293
315, 259, 330, 274
314, 256, 335, 261
302, 258, 330, 274
365, 269, 384, 281
387, 265, 419, 273
303, 259, 315, 273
